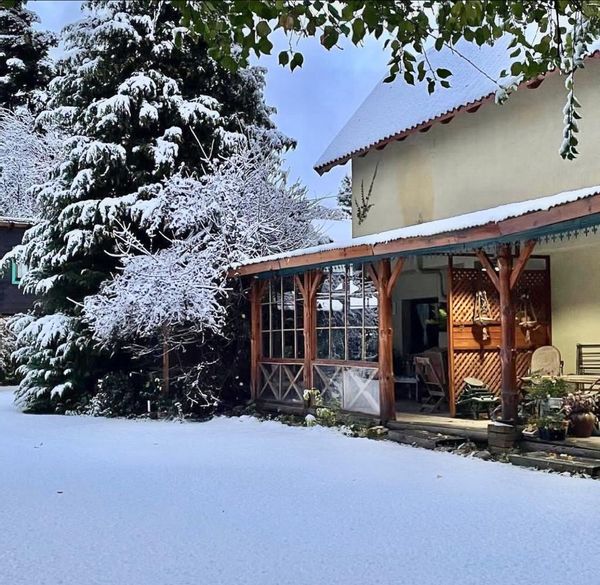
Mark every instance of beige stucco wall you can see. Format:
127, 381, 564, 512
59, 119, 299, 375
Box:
547, 237, 600, 374
351, 60, 600, 237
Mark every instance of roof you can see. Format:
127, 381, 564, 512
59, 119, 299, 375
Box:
0, 216, 34, 228
315, 36, 519, 173
232, 184, 600, 276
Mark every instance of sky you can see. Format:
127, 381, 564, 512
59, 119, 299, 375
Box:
29, 1, 390, 210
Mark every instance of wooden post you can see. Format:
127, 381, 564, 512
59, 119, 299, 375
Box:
476, 241, 536, 423
249, 279, 266, 401
497, 243, 518, 422
295, 270, 322, 392
370, 258, 404, 423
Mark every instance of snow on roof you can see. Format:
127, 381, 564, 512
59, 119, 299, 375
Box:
315, 35, 521, 173
0, 215, 34, 226
234, 184, 600, 272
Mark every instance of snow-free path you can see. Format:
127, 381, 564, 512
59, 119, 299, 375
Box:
1, 388, 599, 585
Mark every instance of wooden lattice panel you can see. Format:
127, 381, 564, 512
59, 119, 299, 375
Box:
313, 363, 380, 415
453, 350, 533, 396
258, 362, 304, 403
450, 265, 551, 402
451, 268, 500, 323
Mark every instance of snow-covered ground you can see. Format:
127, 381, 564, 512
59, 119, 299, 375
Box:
1, 388, 598, 585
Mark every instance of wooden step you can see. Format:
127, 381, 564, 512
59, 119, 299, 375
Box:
508, 452, 600, 476
388, 429, 468, 450
387, 419, 488, 442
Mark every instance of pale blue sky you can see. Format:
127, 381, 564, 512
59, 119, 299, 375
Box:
30, 1, 389, 207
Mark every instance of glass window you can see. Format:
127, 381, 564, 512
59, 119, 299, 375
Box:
261, 276, 304, 360
316, 264, 379, 362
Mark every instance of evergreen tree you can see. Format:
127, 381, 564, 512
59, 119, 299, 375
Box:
0, 2, 55, 111
8, 0, 285, 412
337, 175, 352, 218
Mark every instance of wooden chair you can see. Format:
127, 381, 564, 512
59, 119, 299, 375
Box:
529, 345, 563, 376
414, 356, 446, 413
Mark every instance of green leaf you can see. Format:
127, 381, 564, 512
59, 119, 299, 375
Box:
352, 19, 365, 43
436, 68, 452, 79
256, 20, 271, 37
278, 51, 289, 66
290, 52, 304, 71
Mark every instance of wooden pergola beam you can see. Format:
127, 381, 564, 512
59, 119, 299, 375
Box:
387, 257, 405, 297
232, 193, 600, 277
475, 249, 499, 292
510, 239, 536, 290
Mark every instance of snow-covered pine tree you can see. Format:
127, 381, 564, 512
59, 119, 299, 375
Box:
0, 2, 55, 111
8, 0, 285, 412
337, 174, 352, 218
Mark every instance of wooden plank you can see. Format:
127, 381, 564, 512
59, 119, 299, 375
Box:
508, 452, 600, 476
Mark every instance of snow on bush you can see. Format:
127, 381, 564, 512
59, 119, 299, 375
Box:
83, 134, 331, 348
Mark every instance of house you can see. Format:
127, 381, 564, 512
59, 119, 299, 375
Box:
0, 217, 35, 316
234, 37, 600, 429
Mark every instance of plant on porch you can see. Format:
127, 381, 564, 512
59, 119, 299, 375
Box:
563, 392, 599, 438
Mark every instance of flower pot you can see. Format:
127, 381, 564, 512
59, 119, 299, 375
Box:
538, 427, 567, 441
570, 413, 597, 438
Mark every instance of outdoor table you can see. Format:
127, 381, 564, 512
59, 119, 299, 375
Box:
521, 374, 600, 390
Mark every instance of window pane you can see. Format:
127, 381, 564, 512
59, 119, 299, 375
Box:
331, 328, 345, 360
261, 304, 270, 330
348, 328, 363, 361
283, 331, 295, 358
271, 331, 282, 358
296, 332, 305, 359
271, 300, 282, 329
364, 329, 378, 362
262, 333, 271, 358
317, 329, 329, 359
295, 299, 304, 329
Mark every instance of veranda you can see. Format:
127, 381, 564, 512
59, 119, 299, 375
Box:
235, 188, 600, 442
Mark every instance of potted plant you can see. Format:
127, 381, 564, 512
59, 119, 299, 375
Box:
534, 413, 569, 441
562, 392, 598, 438
525, 377, 570, 417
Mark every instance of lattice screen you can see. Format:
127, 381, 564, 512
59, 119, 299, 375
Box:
450, 266, 551, 398
258, 362, 304, 403
313, 363, 380, 415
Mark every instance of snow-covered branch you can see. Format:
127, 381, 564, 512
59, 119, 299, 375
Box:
0, 108, 64, 218
83, 134, 333, 348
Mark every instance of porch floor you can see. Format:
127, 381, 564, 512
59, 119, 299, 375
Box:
390, 411, 489, 441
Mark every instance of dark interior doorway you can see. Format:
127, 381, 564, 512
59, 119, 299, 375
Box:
402, 297, 447, 355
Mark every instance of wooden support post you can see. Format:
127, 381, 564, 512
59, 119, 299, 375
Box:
249, 280, 266, 401
497, 243, 518, 423
370, 258, 404, 423
296, 270, 322, 392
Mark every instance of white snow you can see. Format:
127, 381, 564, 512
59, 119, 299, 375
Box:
315, 36, 600, 171
315, 36, 519, 170
0, 387, 598, 585
234, 183, 600, 272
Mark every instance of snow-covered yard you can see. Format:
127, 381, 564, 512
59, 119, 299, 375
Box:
1, 388, 598, 585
